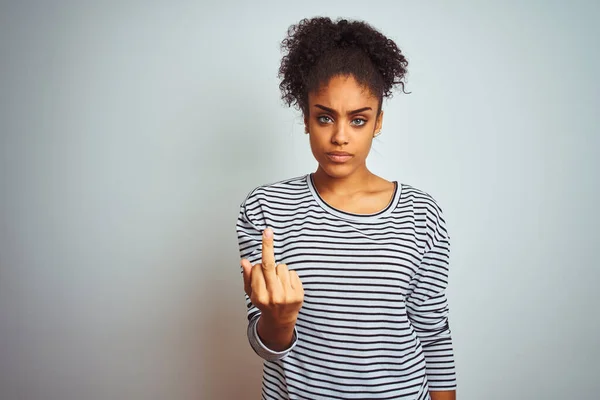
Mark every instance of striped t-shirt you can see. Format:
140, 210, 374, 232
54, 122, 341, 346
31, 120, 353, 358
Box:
236, 174, 456, 400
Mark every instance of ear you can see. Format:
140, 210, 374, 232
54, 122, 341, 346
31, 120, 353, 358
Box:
374, 110, 384, 136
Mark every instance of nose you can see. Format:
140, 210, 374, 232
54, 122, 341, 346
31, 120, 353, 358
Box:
331, 122, 349, 146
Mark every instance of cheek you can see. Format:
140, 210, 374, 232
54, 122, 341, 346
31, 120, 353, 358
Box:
358, 140, 376, 159
307, 126, 327, 144
356, 131, 374, 148
308, 133, 326, 155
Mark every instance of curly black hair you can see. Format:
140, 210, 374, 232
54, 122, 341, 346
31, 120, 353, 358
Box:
278, 17, 409, 115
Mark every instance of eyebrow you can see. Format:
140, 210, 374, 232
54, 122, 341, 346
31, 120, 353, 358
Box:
314, 104, 373, 115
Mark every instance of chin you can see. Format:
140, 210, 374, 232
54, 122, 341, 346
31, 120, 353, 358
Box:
318, 163, 356, 179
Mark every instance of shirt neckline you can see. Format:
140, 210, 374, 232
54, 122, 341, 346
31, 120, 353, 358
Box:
306, 173, 401, 222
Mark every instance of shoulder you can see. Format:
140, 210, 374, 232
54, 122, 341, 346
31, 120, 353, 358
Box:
240, 175, 309, 207
398, 182, 448, 237
401, 183, 444, 212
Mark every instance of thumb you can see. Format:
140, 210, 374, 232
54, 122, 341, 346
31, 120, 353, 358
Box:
241, 259, 253, 296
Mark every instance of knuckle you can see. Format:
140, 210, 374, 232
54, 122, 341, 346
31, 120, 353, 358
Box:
276, 265, 289, 275
254, 293, 268, 307
264, 263, 275, 271
271, 293, 284, 305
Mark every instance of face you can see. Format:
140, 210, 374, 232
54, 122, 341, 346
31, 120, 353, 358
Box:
304, 74, 383, 180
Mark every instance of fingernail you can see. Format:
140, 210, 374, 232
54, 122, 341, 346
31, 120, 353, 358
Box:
264, 228, 273, 239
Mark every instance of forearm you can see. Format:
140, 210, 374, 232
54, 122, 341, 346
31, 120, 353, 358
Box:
257, 315, 296, 352
408, 293, 456, 392
430, 390, 456, 400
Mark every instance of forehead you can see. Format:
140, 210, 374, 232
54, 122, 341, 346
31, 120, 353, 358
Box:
308, 75, 379, 108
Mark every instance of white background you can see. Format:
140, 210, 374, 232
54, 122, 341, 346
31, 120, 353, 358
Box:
1, 1, 598, 399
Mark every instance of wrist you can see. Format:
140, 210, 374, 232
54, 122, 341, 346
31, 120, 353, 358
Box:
260, 313, 297, 330
257, 316, 296, 351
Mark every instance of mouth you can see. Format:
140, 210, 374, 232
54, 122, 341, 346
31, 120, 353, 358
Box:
326, 152, 353, 163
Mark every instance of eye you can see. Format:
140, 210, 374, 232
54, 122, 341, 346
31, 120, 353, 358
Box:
317, 115, 333, 124
351, 118, 367, 127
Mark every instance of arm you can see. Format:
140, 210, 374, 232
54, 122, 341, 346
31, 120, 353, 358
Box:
430, 391, 456, 400
246, 310, 299, 360
406, 204, 457, 395
237, 199, 302, 360
256, 314, 296, 351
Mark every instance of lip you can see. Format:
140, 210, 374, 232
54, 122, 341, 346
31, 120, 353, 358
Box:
326, 152, 353, 163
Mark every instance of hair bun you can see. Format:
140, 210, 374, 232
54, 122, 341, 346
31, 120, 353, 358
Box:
279, 17, 409, 113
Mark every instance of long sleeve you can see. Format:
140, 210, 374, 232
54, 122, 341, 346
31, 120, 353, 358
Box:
406, 203, 457, 391
236, 193, 298, 361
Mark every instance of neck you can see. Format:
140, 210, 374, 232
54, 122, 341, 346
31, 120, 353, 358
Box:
312, 165, 375, 196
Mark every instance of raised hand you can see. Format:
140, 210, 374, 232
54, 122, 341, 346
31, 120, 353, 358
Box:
241, 228, 304, 329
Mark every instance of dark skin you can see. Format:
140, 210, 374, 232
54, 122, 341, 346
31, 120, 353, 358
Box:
304, 74, 393, 213
242, 74, 456, 400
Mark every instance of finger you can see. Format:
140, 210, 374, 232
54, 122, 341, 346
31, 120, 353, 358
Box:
276, 264, 290, 288
251, 263, 266, 303
290, 270, 303, 292
261, 228, 278, 286
241, 259, 253, 297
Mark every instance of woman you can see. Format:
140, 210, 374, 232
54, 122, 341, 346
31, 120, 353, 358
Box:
237, 17, 456, 400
